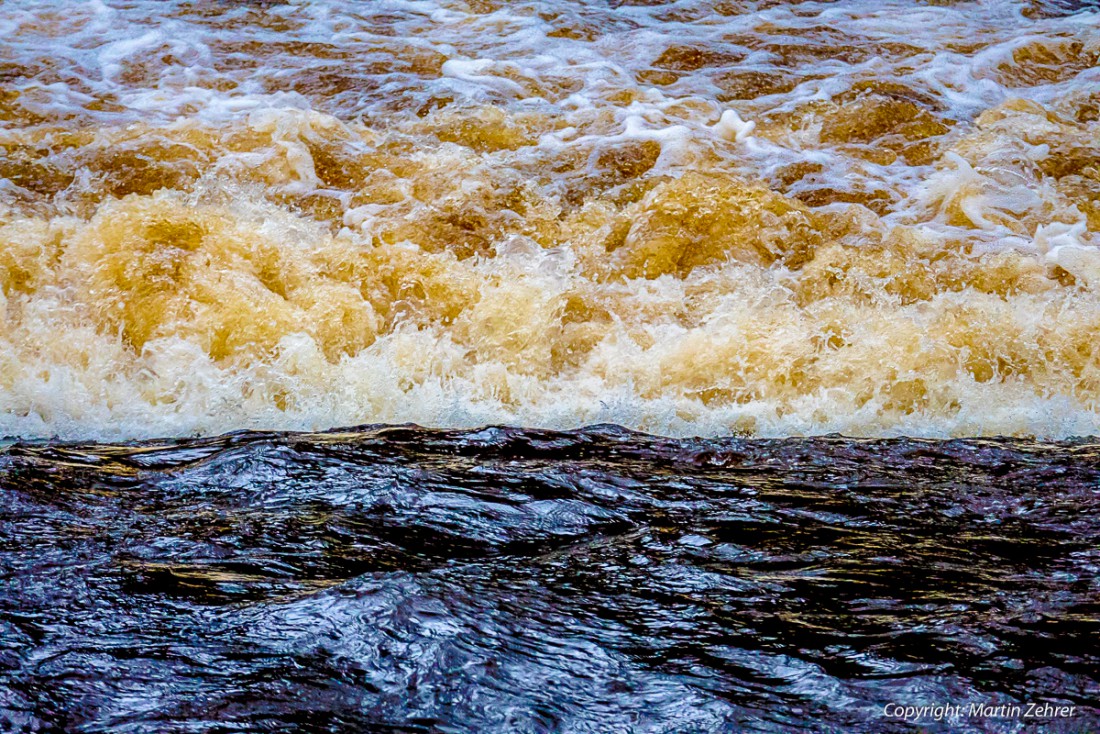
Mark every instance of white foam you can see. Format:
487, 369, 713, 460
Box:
1, 0, 1099, 440
713, 109, 755, 142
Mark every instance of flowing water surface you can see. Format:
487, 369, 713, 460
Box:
1, 426, 1098, 732
2, 0, 1100, 438
3, 0, 1100, 731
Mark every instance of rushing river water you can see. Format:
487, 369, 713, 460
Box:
2, 0, 1100, 439
1, 426, 1098, 732
3, 0, 1100, 731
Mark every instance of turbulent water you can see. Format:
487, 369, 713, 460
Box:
3, 3, 1100, 731
0, 0, 1099, 439
1, 426, 1098, 732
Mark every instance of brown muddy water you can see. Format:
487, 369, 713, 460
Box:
2, 0, 1100, 439
2, 0, 1100, 731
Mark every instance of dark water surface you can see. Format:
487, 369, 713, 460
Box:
1, 426, 1098, 732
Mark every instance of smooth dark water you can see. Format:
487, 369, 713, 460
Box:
1, 426, 1098, 732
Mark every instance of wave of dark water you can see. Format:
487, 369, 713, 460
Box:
1, 426, 1098, 732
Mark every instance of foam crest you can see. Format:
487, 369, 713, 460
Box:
1, 0, 1099, 440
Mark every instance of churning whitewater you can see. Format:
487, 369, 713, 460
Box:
1, 0, 1099, 439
